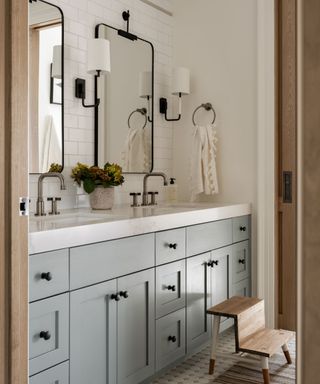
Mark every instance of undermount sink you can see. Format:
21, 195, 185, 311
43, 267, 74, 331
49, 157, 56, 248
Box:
29, 209, 125, 231
31, 210, 121, 222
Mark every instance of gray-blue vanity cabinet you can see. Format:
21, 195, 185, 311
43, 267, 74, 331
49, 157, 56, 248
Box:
186, 219, 232, 257
186, 252, 212, 353
70, 269, 155, 384
155, 228, 186, 265
232, 216, 250, 243
29, 293, 69, 376
29, 249, 69, 302
70, 279, 117, 384
186, 245, 233, 353
117, 269, 155, 384
230, 240, 250, 285
29, 361, 69, 384
156, 308, 186, 371
69, 233, 154, 290
155, 259, 186, 318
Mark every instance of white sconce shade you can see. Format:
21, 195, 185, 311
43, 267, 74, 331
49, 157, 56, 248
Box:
52, 45, 62, 79
172, 67, 190, 95
139, 71, 152, 98
87, 38, 111, 75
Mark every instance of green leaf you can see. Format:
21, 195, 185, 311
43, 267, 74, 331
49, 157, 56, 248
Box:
83, 178, 96, 194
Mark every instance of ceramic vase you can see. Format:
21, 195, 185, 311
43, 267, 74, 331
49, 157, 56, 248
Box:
89, 186, 114, 210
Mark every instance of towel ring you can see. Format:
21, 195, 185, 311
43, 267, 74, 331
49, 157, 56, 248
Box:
128, 108, 148, 129
192, 103, 216, 126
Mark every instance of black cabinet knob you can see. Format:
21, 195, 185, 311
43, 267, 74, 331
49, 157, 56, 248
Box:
111, 293, 120, 301
168, 243, 177, 250
39, 331, 51, 341
240, 226, 247, 232
238, 259, 246, 264
168, 335, 177, 343
167, 285, 176, 292
119, 291, 129, 299
41, 272, 52, 281
207, 260, 218, 268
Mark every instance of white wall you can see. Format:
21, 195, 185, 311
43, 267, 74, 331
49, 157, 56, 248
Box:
172, 0, 258, 293
29, 0, 175, 212
172, 0, 257, 206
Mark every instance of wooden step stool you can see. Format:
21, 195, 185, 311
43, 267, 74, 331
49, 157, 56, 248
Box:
207, 296, 294, 384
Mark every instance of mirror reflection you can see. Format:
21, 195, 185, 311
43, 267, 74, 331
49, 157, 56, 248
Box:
28, 0, 63, 174
97, 25, 153, 173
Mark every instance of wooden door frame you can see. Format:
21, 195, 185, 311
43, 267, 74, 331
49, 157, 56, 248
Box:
275, 0, 297, 331
297, 0, 320, 382
0, 0, 28, 383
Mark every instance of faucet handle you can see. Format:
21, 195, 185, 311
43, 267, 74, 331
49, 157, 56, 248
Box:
47, 197, 55, 215
148, 191, 159, 206
47, 197, 61, 215
129, 192, 141, 207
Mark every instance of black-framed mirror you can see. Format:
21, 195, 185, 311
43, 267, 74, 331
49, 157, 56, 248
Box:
95, 22, 154, 174
28, 0, 64, 174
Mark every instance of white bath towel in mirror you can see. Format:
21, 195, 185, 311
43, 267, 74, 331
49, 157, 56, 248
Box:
190, 124, 219, 201
122, 127, 151, 172
41, 115, 61, 173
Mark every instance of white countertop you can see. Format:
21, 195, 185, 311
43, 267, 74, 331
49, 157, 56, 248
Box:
29, 202, 251, 254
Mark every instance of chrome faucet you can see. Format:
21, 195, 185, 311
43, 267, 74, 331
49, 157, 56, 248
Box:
142, 172, 168, 206
35, 172, 66, 216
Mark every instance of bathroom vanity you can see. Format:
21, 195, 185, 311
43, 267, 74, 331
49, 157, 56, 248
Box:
28, 203, 251, 384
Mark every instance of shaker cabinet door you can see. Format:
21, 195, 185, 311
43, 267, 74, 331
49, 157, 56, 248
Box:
210, 246, 231, 323
117, 269, 155, 384
70, 279, 117, 384
186, 253, 211, 354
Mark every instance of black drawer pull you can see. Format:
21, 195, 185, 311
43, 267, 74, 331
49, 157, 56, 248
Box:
207, 260, 219, 268
238, 259, 246, 265
168, 335, 177, 343
41, 272, 52, 281
167, 285, 176, 292
239, 226, 247, 232
111, 293, 120, 301
168, 243, 178, 250
119, 291, 129, 299
39, 331, 51, 341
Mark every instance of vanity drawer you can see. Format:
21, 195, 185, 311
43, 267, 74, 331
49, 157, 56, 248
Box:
231, 278, 251, 297
186, 219, 232, 257
156, 228, 186, 265
232, 215, 250, 243
29, 249, 69, 302
156, 260, 186, 318
231, 241, 250, 284
29, 294, 69, 376
70, 234, 154, 290
29, 361, 69, 384
156, 308, 186, 371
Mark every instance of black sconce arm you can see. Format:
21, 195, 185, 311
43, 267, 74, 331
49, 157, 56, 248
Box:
75, 75, 100, 109
159, 94, 182, 122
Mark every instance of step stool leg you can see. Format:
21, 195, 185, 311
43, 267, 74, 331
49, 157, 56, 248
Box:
261, 356, 270, 384
209, 315, 220, 375
282, 343, 292, 364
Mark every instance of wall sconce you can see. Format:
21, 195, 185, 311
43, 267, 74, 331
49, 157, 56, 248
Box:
159, 67, 190, 121
139, 71, 152, 122
52, 45, 62, 79
75, 38, 111, 108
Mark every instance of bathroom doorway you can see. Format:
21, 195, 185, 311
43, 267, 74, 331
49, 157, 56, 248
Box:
275, 0, 297, 332
0, 0, 29, 383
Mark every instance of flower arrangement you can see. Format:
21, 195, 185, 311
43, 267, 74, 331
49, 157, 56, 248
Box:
49, 163, 63, 173
71, 162, 124, 194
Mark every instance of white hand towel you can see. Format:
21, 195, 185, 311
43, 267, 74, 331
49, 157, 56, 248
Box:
122, 127, 150, 172
190, 124, 219, 201
41, 115, 61, 172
